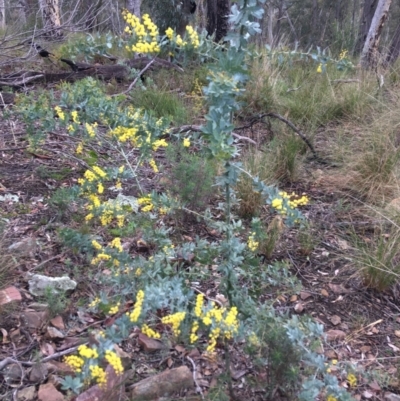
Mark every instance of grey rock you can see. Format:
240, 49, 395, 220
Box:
29, 363, 48, 382
27, 274, 76, 297
9, 238, 38, 256
385, 393, 400, 401
17, 386, 37, 401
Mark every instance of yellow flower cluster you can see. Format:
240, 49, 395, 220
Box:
152, 138, 168, 151
247, 232, 259, 252
192, 294, 239, 352
128, 290, 144, 322
54, 106, 65, 121
105, 350, 124, 375
78, 344, 99, 359
89, 297, 101, 308
165, 25, 199, 48
76, 142, 83, 154
123, 11, 160, 54
109, 126, 139, 144
186, 25, 200, 48
64, 355, 84, 372
317, 64, 323, 73
138, 195, 154, 212
91, 252, 111, 265
194, 293, 204, 317
271, 191, 309, 214
326, 396, 337, 401
339, 49, 348, 60
85, 122, 97, 138
89, 365, 107, 386
149, 158, 158, 173
110, 237, 123, 252
141, 324, 161, 339
183, 138, 190, 147
161, 311, 186, 336
347, 373, 357, 387
165, 27, 174, 40
108, 302, 120, 315
190, 320, 199, 343
71, 110, 80, 123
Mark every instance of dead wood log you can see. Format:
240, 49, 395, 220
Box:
129, 366, 193, 401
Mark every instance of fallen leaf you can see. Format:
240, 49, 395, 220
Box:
321, 289, 329, 297
395, 330, 400, 338
362, 390, 374, 399
326, 329, 346, 342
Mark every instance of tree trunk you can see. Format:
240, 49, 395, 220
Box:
127, 0, 141, 18
360, 0, 392, 68
267, 3, 274, 47
39, 0, 62, 37
356, 0, 378, 54
206, 0, 230, 42
0, 0, 5, 29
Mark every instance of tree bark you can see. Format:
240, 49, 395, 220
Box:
360, 0, 393, 68
39, 0, 62, 37
206, 0, 230, 42
0, 0, 5, 29
127, 0, 141, 18
356, 0, 378, 54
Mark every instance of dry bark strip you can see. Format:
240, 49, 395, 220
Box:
130, 365, 194, 400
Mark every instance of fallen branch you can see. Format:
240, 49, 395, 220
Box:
236, 113, 317, 157
0, 74, 44, 87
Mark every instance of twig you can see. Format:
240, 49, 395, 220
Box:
0, 74, 44, 87
187, 356, 204, 399
332, 79, 360, 84
171, 125, 257, 144
190, 287, 224, 307
114, 57, 156, 97
0, 146, 28, 152
0, 344, 86, 371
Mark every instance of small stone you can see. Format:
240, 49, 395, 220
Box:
0, 286, 22, 305
38, 382, 64, 401
300, 291, 312, 300
138, 333, 165, 352
29, 363, 48, 382
4, 363, 23, 383
50, 316, 65, 330
385, 392, 400, 401
326, 329, 346, 342
294, 303, 304, 313
8, 238, 38, 256
17, 386, 37, 401
330, 315, 341, 326
46, 326, 65, 339
20, 310, 48, 331
28, 273, 77, 297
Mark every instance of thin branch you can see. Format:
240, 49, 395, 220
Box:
171, 125, 257, 144
114, 57, 157, 97
236, 112, 317, 157
0, 344, 86, 371
0, 74, 44, 87
187, 356, 204, 399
